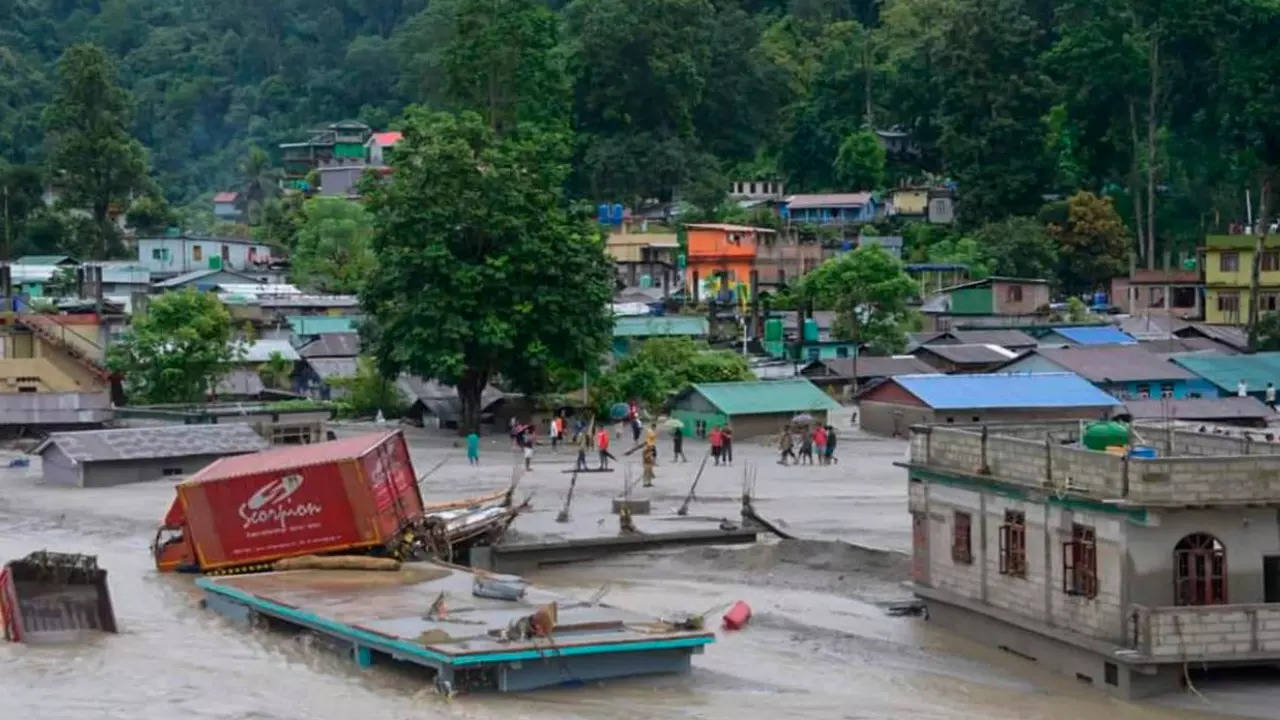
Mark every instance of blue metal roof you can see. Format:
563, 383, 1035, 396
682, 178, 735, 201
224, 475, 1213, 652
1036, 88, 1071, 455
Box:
892, 372, 1120, 409
1050, 326, 1137, 346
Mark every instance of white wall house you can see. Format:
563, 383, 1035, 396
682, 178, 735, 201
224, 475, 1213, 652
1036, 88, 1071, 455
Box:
136, 236, 274, 275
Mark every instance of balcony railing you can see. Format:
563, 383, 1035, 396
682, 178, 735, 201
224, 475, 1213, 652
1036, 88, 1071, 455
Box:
1129, 603, 1280, 660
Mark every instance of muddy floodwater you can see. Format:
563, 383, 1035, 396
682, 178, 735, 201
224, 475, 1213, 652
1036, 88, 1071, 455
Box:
1, 422, 1273, 719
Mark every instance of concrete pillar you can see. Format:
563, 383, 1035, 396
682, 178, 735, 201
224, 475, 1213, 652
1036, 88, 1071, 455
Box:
750, 269, 760, 339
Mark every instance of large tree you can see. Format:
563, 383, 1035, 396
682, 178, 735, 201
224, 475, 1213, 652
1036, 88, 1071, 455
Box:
290, 197, 376, 294
41, 43, 149, 259
106, 288, 244, 404
1046, 190, 1129, 295
361, 110, 615, 431
799, 245, 917, 389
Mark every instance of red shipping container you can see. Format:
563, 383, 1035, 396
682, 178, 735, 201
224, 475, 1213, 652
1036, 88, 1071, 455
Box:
154, 431, 424, 572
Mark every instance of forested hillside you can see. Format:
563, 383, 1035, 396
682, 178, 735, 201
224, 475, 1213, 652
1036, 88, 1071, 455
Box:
3, 0, 1280, 268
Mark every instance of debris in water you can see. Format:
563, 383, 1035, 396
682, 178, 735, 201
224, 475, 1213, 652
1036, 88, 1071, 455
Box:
722, 600, 752, 630
1, 551, 117, 643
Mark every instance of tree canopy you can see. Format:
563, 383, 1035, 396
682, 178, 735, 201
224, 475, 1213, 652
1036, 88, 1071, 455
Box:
106, 288, 244, 404
799, 244, 918, 354
360, 109, 615, 430
290, 197, 376, 294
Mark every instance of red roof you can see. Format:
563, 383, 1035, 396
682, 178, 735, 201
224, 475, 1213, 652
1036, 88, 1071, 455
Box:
184, 431, 400, 484
684, 223, 776, 234
371, 131, 402, 147
213, 191, 238, 203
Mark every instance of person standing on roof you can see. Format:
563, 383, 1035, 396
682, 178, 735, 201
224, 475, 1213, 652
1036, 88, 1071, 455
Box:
1239, 378, 1249, 397
1268, 382, 1276, 410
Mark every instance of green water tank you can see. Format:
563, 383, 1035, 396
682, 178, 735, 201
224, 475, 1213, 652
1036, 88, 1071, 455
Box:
803, 318, 819, 343
1082, 421, 1130, 451
764, 318, 783, 342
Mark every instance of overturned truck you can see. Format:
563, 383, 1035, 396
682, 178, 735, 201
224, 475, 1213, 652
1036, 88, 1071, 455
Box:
153, 430, 518, 573
1, 552, 118, 643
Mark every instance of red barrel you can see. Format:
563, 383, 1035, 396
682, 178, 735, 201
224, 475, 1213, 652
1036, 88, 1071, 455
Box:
722, 600, 751, 630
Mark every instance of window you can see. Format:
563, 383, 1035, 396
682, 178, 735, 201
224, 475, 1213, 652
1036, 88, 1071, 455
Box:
162, 467, 184, 477
1104, 662, 1119, 687
999, 510, 1027, 577
151, 248, 163, 260
1136, 383, 1151, 399
18, 386, 36, 393
1160, 383, 1174, 398
953, 511, 973, 564
836, 345, 849, 358
1220, 251, 1239, 272
1262, 251, 1280, 271
1218, 292, 1240, 315
1174, 533, 1227, 605
1063, 523, 1098, 598
1263, 293, 1280, 312
192, 244, 203, 261
1007, 285, 1023, 302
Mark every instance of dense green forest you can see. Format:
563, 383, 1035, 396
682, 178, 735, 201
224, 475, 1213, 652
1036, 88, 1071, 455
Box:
3, 0, 1280, 278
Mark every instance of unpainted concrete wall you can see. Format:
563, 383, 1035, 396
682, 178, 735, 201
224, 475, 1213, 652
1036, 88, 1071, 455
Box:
81, 454, 232, 487
1136, 603, 1280, 658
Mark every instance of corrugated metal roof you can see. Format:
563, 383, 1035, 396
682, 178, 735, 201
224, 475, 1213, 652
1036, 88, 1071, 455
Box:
370, 131, 402, 146
948, 329, 1038, 348
216, 368, 265, 396
785, 193, 872, 209
11, 264, 58, 282
684, 223, 776, 233
186, 431, 398, 484
890, 373, 1120, 410
16, 255, 76, 265
154, 269, 261, 289
34, 423, 268, 463
1122, 396, 1275, 421
242, 339, 301, 363
818, 356, 938, 379
1177, 323, 1248, 352
307, 356, 358, 380
1170, 352, 1280, 394
915, 343, 1018, 364
213, 191, 238, 203
684, 378, 841, 415
1013, 346, 1197, 383
218, 283, 301, 296
613, 315, 709, 337
288, 315, 361, 336
1049, 326, 1138, 346
299, 333, 360, 358
260, 295, 360, 308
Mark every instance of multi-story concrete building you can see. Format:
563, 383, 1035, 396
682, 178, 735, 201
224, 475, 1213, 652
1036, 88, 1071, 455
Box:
904, 420, 1280, 698
1204, 233, 1278, 324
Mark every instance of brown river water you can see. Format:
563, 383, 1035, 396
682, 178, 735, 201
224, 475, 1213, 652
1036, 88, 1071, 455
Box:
0, 429, 1268, 719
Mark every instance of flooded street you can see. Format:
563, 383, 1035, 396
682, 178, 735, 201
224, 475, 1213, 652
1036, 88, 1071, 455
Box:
0, 423, 1268, 719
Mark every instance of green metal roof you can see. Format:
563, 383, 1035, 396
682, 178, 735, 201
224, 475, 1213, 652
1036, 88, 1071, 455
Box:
613, 315, 709, 338
684, 378, 841, 416
1170, 352, 1280, 394
287, 315, 362, 336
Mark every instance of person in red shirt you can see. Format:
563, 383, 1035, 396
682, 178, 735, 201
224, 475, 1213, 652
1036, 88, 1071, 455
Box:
813, 424, 828, 465
595, 427, 614, 469
709, 426, 724, 465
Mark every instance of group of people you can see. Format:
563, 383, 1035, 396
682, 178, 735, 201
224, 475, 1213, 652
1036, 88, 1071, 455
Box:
778, 424, 838, 466
707, 425, 734, 465
574, 423, 617, 471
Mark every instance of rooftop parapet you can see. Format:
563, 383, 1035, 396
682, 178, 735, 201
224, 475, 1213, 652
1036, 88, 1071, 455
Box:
905, 421, 1280, 507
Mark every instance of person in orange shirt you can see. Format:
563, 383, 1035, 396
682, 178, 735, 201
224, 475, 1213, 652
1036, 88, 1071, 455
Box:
595, 427, 615, 470
709, 426, 724, 465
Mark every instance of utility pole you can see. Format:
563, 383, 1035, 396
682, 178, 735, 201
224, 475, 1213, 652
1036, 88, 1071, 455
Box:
2, 185, 9, 261
1247, 176, 1271, 353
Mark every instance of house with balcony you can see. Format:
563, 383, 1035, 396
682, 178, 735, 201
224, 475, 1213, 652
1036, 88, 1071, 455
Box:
904, 419, 1280, 699
683, 223, 774, 303
780, 193, 879, 226
1110, 251, 1202, 319
279, 120, 372, 191
1202, 233, 1280, 324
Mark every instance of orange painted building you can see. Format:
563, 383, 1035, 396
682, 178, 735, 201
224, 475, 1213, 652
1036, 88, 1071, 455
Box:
684, 223, 776, 302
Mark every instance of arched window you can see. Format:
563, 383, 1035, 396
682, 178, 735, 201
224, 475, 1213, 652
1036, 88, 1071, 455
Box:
1174, 533, 1227, 606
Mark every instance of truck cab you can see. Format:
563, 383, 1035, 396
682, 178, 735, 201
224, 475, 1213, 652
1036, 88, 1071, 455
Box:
152, 498, 198, 572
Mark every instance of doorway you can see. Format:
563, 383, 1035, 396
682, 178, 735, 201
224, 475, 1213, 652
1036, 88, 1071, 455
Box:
1265, 556, 1280, 603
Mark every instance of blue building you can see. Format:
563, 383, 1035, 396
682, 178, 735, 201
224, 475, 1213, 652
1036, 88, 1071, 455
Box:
999, 346, 1219, 400
780, 193, 878, 225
